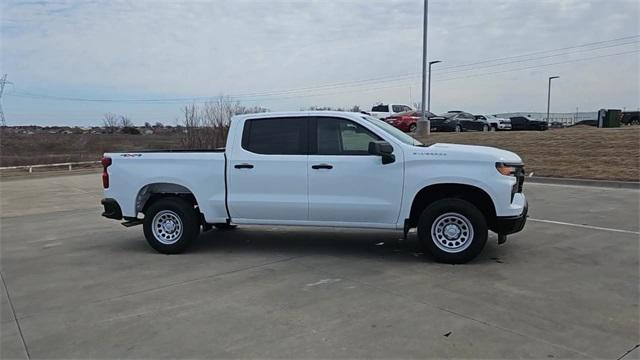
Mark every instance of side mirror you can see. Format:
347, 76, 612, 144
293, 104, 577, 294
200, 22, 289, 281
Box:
368, 141, 395, 165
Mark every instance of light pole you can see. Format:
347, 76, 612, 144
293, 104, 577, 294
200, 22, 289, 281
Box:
546, 76, 559, 123
416, 0, 430, 137
427, 60, 441, 113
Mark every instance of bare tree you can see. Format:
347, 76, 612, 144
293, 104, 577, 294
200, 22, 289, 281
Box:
304, 105, 362, 112
154, 121, 164, 128
119, 115, 134, 128
102, 113, 119, 134
180, 97, 268, 149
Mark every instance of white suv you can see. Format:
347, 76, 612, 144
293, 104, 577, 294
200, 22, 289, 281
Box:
475, 114, 512, 131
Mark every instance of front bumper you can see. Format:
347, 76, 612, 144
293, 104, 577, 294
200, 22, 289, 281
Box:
497, 123, 512, 130
494, 200, 528, 235
101, 198, 123, 220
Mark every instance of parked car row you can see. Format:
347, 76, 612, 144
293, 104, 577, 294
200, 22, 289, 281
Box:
367, 104, 549, 133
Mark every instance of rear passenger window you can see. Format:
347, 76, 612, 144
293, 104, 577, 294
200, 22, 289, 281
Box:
372, 105, 389, 112
242, 117, 307, 155
392, 105, 403, 112
316, 117, 381, 155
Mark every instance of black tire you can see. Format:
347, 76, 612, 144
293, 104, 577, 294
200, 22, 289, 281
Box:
490, 124, 497, 132
482, 124, 489, 132
455, 124, 462, 132
214, 223, 237, 230
417, 198, 488, 264
143, 197, 200, 254
409, 123, 417, 132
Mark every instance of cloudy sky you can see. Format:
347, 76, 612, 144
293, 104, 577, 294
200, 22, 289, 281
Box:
1, 0, 639, 126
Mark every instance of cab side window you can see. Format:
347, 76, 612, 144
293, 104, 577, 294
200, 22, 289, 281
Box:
372, 105, 389, 112
242, 117, 307, 155
316, 117, 381, 155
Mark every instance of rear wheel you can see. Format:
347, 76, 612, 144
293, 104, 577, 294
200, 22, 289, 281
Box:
455, 124, 462, 132
417, 199, 488, 263
143, 198, 200, 254
482, 124, 489, 132
490, 124, 497, 132
409, 123, 417, 132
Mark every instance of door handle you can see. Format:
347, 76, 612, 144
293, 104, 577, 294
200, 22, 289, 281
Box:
312, 164, 333, 170
234, 163, 254, 169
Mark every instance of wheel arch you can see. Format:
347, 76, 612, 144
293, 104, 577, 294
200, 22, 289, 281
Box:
407, 183, 497, 229
136, 182, 199, 214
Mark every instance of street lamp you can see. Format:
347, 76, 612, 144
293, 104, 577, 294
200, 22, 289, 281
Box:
546, 76, 559, 123
427, 60, 441, 113
417, 0, 430, 137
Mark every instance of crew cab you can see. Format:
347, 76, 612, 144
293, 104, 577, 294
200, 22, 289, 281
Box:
101, 111, 528, 263
370, 104, 414, 120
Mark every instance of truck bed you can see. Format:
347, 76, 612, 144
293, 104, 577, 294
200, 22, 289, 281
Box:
103, 150, 228, 223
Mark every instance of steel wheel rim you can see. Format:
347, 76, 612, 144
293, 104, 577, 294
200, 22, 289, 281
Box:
152, 210, 183, 244
431, 212, 474, 253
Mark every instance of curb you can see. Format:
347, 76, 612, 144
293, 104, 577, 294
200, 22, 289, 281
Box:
527, 176, 640, 189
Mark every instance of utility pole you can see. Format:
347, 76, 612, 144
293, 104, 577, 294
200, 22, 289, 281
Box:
0, 74, 7, 127
546, 75, 559, 124
427, 60, 441, 112
416, 0, 430, 137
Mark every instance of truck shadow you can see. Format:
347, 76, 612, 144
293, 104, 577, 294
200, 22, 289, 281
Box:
182, 226, 503, 264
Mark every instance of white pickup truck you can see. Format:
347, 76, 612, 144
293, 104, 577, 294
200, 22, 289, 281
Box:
101, 111, 527, 263
369, 104, 414, 119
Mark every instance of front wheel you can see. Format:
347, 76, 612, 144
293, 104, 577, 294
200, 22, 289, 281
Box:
409, 123, 417, 132
143, 198, 200, 254
417, 199, 488, 263
482, 124, 489, 132
455, 124, 462, 132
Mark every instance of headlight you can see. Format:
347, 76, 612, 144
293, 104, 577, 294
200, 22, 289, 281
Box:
496, 162, 517, 176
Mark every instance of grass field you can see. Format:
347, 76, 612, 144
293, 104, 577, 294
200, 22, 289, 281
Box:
417, 126, 639, 181
1, 126, 638, 181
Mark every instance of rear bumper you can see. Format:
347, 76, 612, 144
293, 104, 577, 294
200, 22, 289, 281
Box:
101, 198, 123, 220
494, 200, 528, 235
497, 123, 512, 130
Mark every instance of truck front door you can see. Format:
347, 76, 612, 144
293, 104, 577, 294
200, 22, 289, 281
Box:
307, 116, 404, 225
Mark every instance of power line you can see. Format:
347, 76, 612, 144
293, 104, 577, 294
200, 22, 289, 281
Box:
5, 35, 640, 104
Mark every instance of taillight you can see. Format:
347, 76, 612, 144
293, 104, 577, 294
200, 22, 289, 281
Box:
101, 156, 112, 189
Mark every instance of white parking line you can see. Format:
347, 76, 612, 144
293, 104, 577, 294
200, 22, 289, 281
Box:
529, 218, 640, 235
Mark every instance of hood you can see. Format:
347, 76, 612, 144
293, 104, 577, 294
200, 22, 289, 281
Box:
412, 143, 523, 164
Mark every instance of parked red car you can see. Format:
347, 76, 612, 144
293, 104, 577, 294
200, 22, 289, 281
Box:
385, 111, 440, 132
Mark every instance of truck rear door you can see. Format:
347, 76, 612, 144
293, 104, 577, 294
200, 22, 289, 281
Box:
227, 116, 309, 221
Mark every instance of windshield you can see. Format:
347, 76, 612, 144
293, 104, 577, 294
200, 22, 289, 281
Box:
361, 115, 424, 146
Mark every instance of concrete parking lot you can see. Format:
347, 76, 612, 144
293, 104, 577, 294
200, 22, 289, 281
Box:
1, 173, 638, 359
